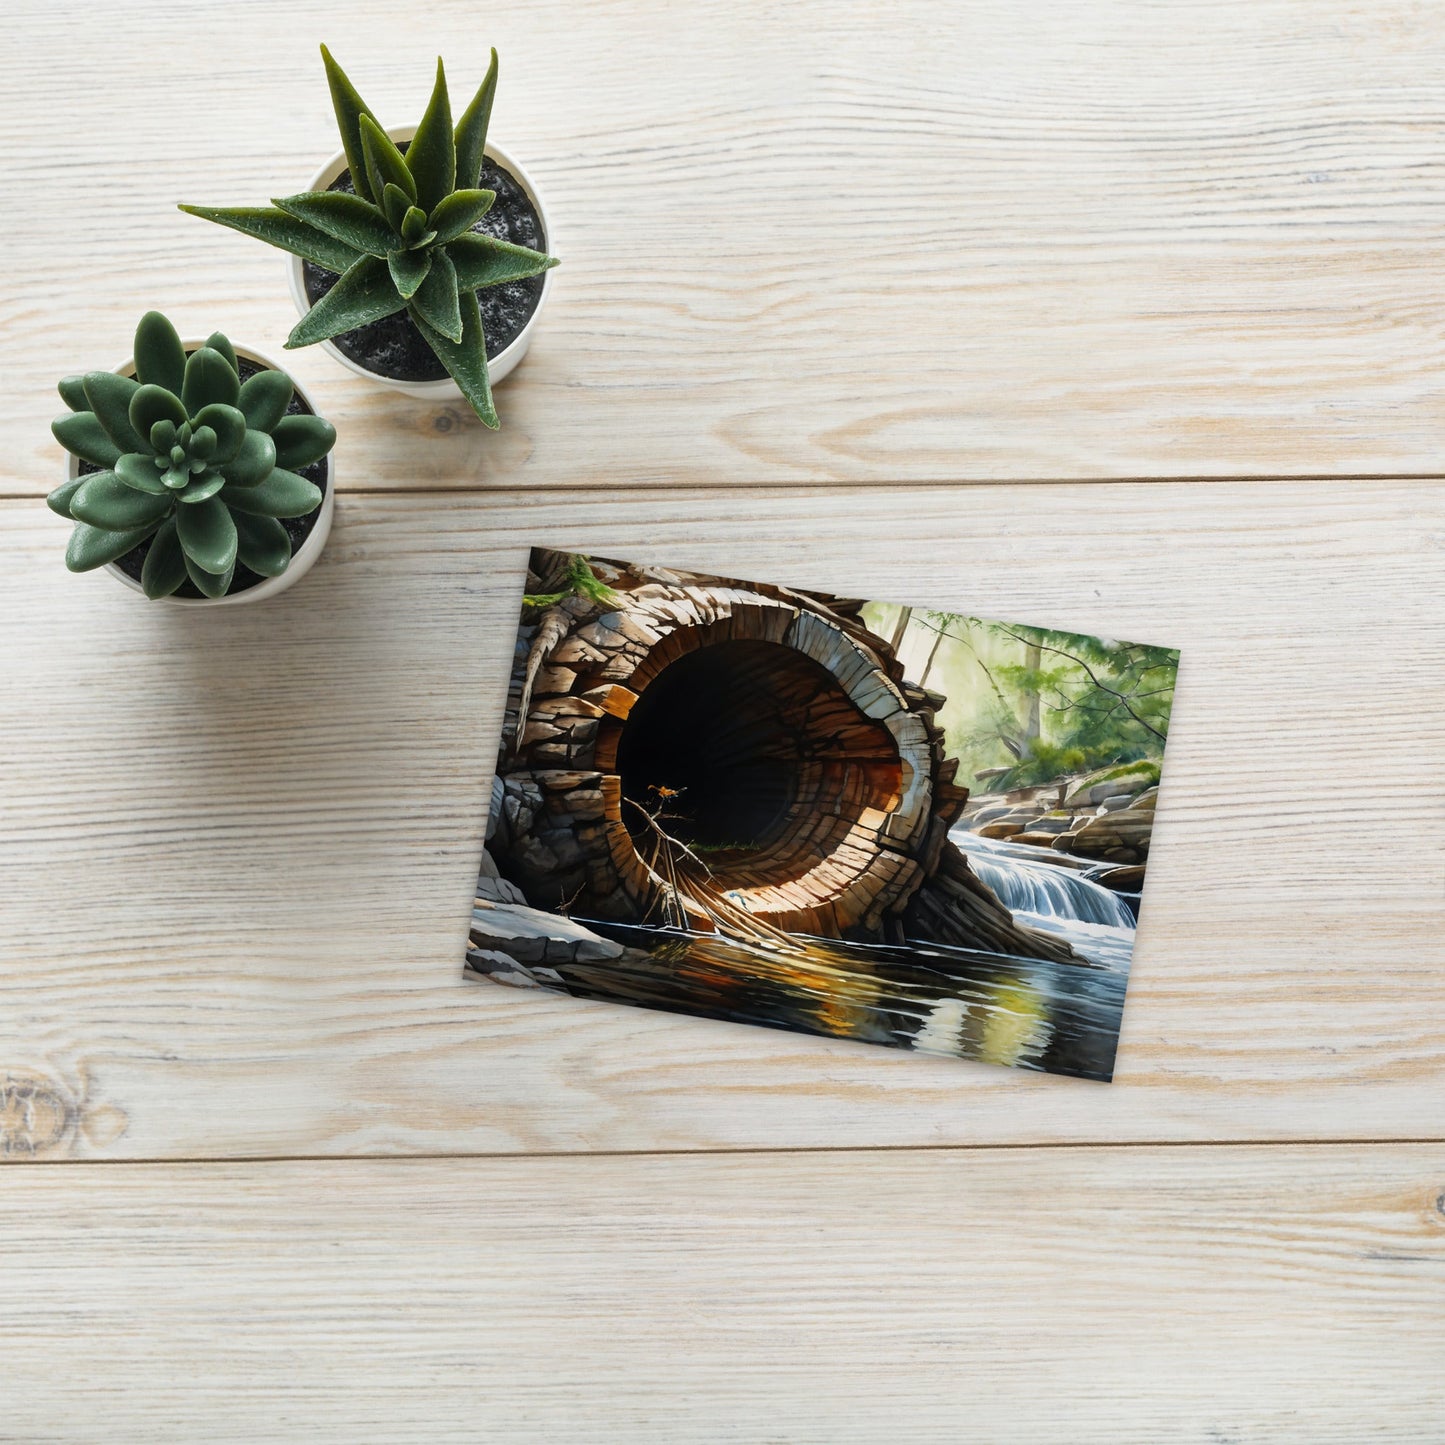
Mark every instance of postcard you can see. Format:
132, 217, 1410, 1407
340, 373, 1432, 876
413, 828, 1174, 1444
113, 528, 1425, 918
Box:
468, 548, 1178, 1081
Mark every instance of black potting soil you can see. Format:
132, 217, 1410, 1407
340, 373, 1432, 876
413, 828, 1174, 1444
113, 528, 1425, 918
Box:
301, 152, 548, 382
80, 355, 329, 600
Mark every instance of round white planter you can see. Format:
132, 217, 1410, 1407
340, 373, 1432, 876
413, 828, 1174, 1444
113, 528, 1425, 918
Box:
286, 126, 555, 398
66, 341, 336, 607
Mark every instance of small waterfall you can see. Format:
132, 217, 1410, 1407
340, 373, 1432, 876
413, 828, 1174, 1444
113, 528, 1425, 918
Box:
952, 829, 1136, 930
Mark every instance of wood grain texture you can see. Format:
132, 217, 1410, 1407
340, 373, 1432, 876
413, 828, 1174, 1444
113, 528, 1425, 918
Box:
9, 0, 1445, 491
2, 1146, 1443, 1441
3, 483, 1442, 1160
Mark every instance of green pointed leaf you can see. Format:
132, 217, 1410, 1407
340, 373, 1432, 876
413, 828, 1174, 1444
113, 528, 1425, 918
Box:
388, 246, 432, 300
141, 518, 188, 598
81, 371, 146, 454
52, 412, 122, 468
407, 56, 456, 211
128, 384, 189, 445
226, 468, 322, 518
273, 191, 395, 258
360, 114, 416, 205
400, 205, 436, 249
237, 369, 294, 431
58, 376, 90, 412
71, 471, 173, 531
204, 332, 238, 374
234, 512, 293, 577
115, 453, 170, 494
182, 348, 240, 415
381, 183, 413, 234
270, 414, 337, 470
176, 472, 228, 504
410, 247, 463, 343
448, 233, 558, 292
191, 403, 247, 464
429, 189, 495, 244
412, 288, 497, 428
47, 475, 85, 517
176, 494, 238, 574
320, 44, 379, 204
66, 521, 158, 573
185, 552, 235, 598
178, 205, 365, 273
286, 254, 406, 348
219, 430, 278, 487
133, 311, 187, 393
454, 49, 498, 191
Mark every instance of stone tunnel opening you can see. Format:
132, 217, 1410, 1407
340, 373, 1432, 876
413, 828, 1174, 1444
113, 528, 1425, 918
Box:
616, 639, 904, 892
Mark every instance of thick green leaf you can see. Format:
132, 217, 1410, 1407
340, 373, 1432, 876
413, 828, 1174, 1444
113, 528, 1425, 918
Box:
448, 232, 558, 292
191, 403, 247, 464
71, 471, 173, 531
233, 512, 293, 577
412, 288, 497, 428
429, 188, 495, 244
270, 414, 337, 470
133, 311, 187, 393
128, 384, 188, 445
176, 494, 238, 574
453, 49, 498, 190
381, 182, 412, 234
47, 475, 85, 517
320, 44, 379, 204
204, 332, 238, 374
176, 472, 228, 504
237, 369, 294, 431
58, 375, 89, 412
219, 430, 278, 487
141, 518, 188, 598
286, 255, 405, 348
410, 247, 463, 342
81, 371, 146, 454
115, 453, 170, 494
65, 521, 159, 573
274, 191, 394, 258
226, 468, 322, 518
407, 56, 456, 211
52, 412, 122, 468
360, 114, 416, 205
388, 246, 431, 300
400, 205, 436, 249
182, 348, 240, 415
185, 553, 235, 598
178, 205, 364, 273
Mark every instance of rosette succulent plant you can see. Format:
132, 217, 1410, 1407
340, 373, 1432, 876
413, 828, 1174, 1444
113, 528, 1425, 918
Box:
180, 47, 558, 428
48, 311, 335, 599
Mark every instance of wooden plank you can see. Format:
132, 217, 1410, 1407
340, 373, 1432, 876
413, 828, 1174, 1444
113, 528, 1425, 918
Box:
2, 482, 1441, 1159
2, 1146, 1443, 1440
9, 0, 1445, 491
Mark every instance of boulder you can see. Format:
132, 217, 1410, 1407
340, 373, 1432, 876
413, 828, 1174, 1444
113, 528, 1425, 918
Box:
977, 822, 1024, 839
470, 900, 625, 965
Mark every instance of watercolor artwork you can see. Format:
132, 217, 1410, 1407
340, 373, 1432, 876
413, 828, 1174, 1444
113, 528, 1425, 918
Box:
468, 548, 1179, 1081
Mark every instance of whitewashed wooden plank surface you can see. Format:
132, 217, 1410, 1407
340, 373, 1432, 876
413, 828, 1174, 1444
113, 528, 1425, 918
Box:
8, 0, 1445, 491
3, 1146, 1443, 1442
3, 482, 1441, 1160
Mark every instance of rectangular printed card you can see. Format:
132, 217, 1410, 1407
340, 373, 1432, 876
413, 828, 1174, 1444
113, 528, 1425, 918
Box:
469, 548, 1180, 1082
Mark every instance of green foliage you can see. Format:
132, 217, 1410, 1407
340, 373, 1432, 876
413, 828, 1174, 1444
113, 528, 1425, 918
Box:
47, 312, 335, 600
179, 47, 558, 430
524, 554, 619, 609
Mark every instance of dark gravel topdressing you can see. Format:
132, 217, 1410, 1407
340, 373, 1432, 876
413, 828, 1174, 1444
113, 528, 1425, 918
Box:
81, 355, 329, 600
302, 152, 547, 383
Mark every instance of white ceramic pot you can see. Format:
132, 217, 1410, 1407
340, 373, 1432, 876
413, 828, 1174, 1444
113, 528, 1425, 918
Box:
285, 126, 555, 398
66, 341, 336, 607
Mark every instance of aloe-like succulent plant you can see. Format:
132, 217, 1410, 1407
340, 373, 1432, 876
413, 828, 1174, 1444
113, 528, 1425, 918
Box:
180, 47, 558, 428
48, 311, 335, 599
